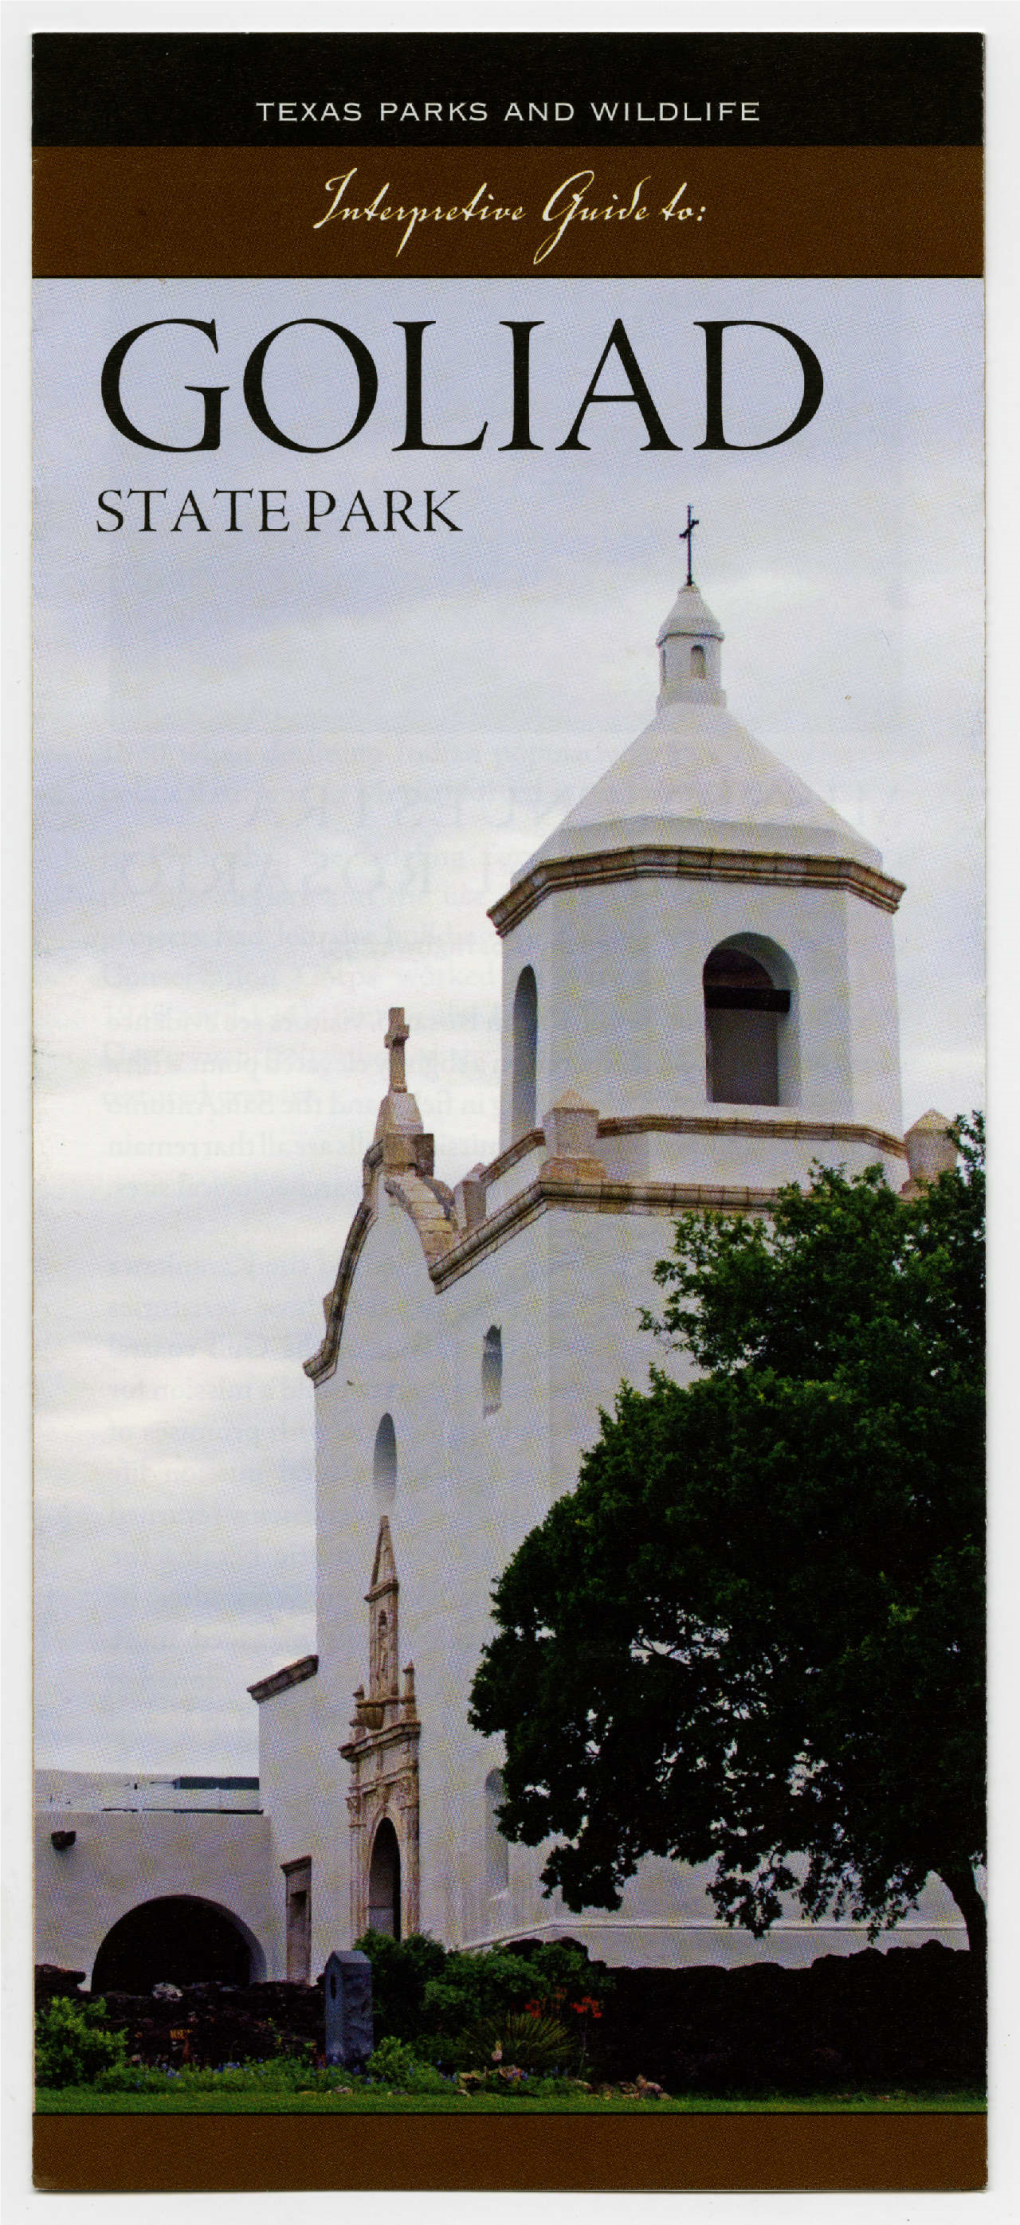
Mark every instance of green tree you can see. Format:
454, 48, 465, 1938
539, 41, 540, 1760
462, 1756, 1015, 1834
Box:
470, 1123, 985, 1964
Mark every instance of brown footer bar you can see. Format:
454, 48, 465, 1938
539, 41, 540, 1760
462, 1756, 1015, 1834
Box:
34, 2111, 987, 2193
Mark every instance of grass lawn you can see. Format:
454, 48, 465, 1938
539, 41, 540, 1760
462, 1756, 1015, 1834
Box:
36, 2089, 986, 2116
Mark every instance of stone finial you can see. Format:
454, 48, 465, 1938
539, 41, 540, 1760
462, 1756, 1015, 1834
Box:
454, 1163, 488, 1233
368, 1515, 397, 1596
901, 1109, 957, 1197
374, 1005, 426, 1166
541, 1091, 606, 1180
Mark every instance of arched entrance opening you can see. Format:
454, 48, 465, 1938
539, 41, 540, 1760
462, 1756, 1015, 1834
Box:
367, 1817, 401, 1939
91, 1895, 262, 1993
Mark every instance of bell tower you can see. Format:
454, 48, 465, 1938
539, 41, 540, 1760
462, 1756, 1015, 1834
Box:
489, 556, 906, 1186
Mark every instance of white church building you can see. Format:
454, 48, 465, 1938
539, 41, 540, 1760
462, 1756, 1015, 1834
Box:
36, 574, 965, 1988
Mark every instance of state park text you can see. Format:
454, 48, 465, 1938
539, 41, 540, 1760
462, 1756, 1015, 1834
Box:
96, 488, 463, 533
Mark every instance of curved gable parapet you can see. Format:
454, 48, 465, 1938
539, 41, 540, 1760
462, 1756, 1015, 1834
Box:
304, 1152, 457, 1386
303, 1194, 376, 1384
384, 1170, 457, 1266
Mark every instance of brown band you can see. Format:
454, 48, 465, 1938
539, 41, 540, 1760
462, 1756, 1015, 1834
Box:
34, 2109, 987, 2192
34, 145, 982, 277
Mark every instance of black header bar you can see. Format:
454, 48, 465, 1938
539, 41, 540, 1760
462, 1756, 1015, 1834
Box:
33, 31, 983, 148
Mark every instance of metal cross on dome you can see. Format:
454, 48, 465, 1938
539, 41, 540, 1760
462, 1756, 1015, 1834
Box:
679, 505, 700, 587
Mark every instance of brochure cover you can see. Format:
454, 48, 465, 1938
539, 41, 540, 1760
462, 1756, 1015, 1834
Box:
31, 27, 985, 2195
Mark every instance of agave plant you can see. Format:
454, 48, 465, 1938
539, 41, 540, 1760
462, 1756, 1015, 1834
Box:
458, 2009, 576, 2077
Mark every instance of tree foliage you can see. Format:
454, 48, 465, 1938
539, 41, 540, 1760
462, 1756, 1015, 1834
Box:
469, 1123, 985, 1957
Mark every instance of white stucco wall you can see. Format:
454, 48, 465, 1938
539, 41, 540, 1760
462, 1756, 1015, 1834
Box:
35, 1811, 275, 1986
253, 1673, 344, 1979
499, 880, 901, 1148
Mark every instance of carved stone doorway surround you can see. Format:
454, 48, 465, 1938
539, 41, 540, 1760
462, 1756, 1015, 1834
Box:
340, 1516, 420, 1941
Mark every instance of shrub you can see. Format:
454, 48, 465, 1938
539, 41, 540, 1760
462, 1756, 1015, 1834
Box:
455, 2009, 577, 2078
364, 2035, 451, 2094
354, 1930, 448, 2043
36, 1995, 128, 2089
354, 1929, 610, 2065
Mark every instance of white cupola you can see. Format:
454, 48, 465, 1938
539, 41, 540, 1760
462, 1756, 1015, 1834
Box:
656, 580, 725, 706
487, 568, 907, 1186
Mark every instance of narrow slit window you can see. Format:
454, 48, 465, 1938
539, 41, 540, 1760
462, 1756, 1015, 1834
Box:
482, 1326, 503, 1414
373, 1413, 397, 1508
511, 967, 538, 1140
690, 643, 706, 677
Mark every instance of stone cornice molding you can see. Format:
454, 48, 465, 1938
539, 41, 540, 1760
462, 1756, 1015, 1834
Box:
479, 1113, 905, 1188
431, 1171, 780, 1291
597, 1113, 908, 1159
340, 1715, 422, 1766
480, 1128, 545, 1188
306, 1112, 908, 1372
248, 1654, 319, 1705
488, 843, 905, 935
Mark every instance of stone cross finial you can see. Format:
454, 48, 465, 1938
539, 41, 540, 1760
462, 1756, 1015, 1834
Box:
384, 1007, 409, 1092
679, 503, 700, 587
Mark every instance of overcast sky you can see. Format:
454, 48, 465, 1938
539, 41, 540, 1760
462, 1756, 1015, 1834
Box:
33, 275, 983, 1773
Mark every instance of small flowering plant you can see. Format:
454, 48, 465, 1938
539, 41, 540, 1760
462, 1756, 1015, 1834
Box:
521, 1986, 604, 2066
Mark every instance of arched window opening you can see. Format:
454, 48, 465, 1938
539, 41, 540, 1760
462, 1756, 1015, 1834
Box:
704, 945, 790, 1107
368, 1817, 402, 1938
485, 1769, 510, 1895
511, 966, 538, 1140
91, 1896, 260, 1992
690, 643, 706, 677
373, 1414, 397, 1509
482, 1326, 503, 1415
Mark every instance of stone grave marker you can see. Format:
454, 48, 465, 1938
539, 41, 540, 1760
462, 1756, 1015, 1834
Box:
323, 1949, 373, 2068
